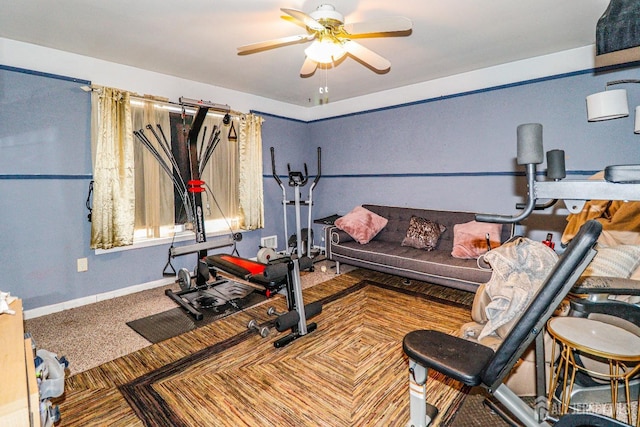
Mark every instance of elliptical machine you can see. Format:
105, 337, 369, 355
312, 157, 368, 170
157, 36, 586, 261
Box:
270, 147, 322, 265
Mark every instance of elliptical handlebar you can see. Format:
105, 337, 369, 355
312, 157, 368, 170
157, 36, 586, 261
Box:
312, 147, 322, 187
270, 147, 283, 187
271, 146, 322, 188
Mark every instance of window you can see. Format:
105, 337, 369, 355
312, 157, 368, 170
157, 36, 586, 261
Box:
90, 86, 263, 251
131, 100, 241, 242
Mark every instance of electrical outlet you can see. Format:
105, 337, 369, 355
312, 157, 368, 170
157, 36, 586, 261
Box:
77, 258, 88, 272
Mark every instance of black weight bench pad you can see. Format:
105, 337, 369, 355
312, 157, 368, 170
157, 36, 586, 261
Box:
403, 330, 494, 386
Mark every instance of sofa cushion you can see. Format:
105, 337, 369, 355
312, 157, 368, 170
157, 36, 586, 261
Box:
451, 221, 503, 259
401, 215, 446, 250
330, 239, 494, 287
335, 205, 388, 244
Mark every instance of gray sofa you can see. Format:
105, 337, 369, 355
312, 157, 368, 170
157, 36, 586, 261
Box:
325, 204, 513, 292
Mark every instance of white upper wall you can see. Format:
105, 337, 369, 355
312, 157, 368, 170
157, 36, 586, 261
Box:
1, 38, 596, 121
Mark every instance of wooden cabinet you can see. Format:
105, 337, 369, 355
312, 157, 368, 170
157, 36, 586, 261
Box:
0, 299, 41, 426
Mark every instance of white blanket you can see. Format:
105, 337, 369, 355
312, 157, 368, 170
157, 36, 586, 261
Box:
478, 237, 558, 341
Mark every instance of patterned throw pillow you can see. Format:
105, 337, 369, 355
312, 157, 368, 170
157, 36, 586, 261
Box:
401, 216, 446, 251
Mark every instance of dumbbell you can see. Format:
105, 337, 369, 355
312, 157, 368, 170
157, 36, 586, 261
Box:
247, 319, 270, 338
267, 306, 285, 317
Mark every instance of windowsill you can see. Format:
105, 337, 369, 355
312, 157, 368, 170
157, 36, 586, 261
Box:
94, 229, 242, 255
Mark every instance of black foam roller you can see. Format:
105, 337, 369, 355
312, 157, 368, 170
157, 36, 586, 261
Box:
304, 301, 322, 319
275, 310, 300, 332
516, 123, 544, 165
546, 149, 566, 180
264, 262, 289, 280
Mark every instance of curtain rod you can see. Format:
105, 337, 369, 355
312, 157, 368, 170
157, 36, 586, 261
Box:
80, 84, 243, 117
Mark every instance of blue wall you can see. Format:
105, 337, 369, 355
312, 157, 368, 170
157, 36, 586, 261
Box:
300, 67, 640, 244
2, 63, 640, 310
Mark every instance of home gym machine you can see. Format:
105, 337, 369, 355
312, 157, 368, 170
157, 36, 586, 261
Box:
408, 122, 640, 427
475, 123, 640, 224
134, 97, 246, 320
404, 123, 640, 427
268, 147, 322, 265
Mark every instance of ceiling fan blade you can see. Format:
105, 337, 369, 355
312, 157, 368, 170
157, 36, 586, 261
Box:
343, 16, 412, 35
300, 57, 318, 77
342, 40, 391, 71
281, 8, 325, 32
237, 34, 313, 54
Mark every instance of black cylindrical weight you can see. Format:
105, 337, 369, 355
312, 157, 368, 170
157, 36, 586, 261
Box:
546, 149, 566, 180
264, 262, 289, 280
275, 310, 300, 332
516, 123, 544, 165
304, 301, 322, 319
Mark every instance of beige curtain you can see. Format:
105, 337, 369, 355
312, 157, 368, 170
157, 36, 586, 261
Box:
199, 115, 240, 224
238, 113, 264, 230
131, 100, 173, 238
90, 87, 135, 249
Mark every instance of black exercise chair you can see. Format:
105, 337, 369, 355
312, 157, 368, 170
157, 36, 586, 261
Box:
403, 220, 603, 427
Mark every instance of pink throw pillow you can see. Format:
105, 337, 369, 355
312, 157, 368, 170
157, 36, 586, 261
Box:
451, 221, 503, 259
335, 206, 388, 244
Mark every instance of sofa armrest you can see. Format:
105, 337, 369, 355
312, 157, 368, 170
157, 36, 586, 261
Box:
330, 228, 355, 244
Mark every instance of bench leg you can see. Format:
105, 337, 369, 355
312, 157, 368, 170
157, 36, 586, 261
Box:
407, 359, 438, 427
493, 384, 552, 427
335, 261, 341, 274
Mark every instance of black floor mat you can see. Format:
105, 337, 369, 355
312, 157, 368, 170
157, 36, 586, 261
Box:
127, 283, 268, 344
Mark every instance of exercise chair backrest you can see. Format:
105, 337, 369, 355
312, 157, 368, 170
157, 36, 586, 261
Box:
480, 220, 602, 392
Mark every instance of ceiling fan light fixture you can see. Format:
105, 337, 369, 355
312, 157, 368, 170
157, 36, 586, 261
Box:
304, 38, 346, 64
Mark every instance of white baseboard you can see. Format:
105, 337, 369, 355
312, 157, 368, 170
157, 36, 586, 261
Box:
24, 277, 175, 320
24, 247, 329, 320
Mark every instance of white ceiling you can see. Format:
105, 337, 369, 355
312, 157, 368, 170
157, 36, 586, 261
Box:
0, 1, 610, 108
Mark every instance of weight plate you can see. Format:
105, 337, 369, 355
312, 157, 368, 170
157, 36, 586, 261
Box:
178, 268, 192, 291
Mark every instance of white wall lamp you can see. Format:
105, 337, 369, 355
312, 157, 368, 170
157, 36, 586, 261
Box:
586, 79, 640, 133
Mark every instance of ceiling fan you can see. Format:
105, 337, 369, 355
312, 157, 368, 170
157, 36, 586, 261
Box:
237, 4, 412, 76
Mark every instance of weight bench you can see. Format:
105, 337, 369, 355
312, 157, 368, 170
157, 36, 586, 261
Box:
208, 254, 322, 347
403, 220, 603, 427
206, 254, 290, 297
